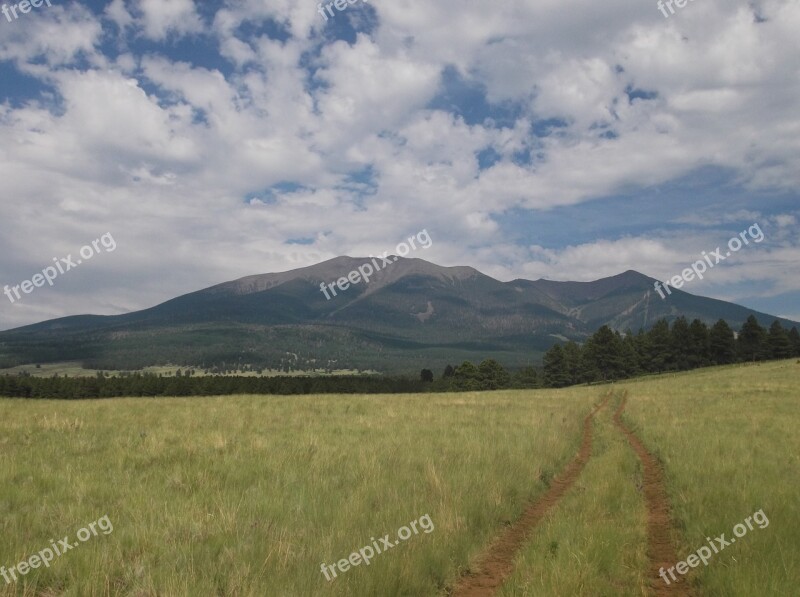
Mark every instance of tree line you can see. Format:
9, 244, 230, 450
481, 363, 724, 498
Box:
540, 316, 799, 388
0, 372, 426, 399
429, 316, 799, 391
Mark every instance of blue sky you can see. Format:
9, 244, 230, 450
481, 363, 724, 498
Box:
0, 0, 798, 330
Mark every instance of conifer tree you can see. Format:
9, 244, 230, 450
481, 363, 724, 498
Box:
709, 319, 736, 364
670, 316, 692, 371
621, 331, 642, 377
738, 315, 767, 362
452, 361, 480, 390
478, 359, 511, 389
543, 344, 570, 388
688, 319, 711, 368
562, 341, 584, 385
583, 326, 625, 381
767, 320, 793, 360
513, 366, 541, 388
645, 319, 671, 372
788, 327, 800, 358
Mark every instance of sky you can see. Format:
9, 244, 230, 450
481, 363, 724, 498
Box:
0, 0, 798, 331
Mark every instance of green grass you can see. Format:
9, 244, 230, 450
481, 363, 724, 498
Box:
617, 360, 800, 595
500, 393, 649, 596
0, 389, 597, 596
0, 362, 797, 595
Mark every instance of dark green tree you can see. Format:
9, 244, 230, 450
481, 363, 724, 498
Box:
767, 321, 793, 360
645, 319, 671, 372
709, 319, 737, 365
562, 341, 584, 385
687, 319, 711, 368
583, 325, 626, 380
738, 315, 767, 362
670, 316, 692, 371
543, 345, 570, 388
621, 331, 642, 377
513, 366, 541, 388
633, 328, 653, 373
452, 361, 480, 390
420, 369, 434, 383
788, 327, 800, 357
443, 364, 455, 378
477, 359, 511, 390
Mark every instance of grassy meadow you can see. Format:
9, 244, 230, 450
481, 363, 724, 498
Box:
618, 361, 800, 595
0, 361, 797, 595
500, 360, 800, 596
0, 389, 598, 596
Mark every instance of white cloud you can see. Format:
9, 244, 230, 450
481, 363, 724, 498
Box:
1, 0, 799, 329
135, 0, 203, 40
0, 2, 102, 67
105, 0, 134, 30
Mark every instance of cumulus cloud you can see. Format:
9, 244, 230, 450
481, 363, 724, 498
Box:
134, 0, 203, 40
0, 0, 798, 329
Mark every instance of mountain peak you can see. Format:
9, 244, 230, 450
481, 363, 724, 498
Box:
2, 258, 795, 374
204, 256, 488, 297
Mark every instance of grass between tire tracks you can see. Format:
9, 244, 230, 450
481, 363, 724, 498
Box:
451, 392, 611, 596
500, 391, 649, 596
614, 392, 692, 596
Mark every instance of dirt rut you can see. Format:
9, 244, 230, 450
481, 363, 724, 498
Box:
450, 392, 611, 597
613, 391, 693, 596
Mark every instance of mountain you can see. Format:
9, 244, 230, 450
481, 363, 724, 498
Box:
0, 257, 796, 374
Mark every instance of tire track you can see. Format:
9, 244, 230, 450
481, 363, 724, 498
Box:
450, 392, 611, 597
613, 391, 693, 596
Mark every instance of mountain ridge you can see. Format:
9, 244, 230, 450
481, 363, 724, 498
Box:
0, 258, 795, 373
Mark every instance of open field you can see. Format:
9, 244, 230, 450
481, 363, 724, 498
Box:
617, 362, 799, 595
0, 361, 797, 595
0, 362, 376, 378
